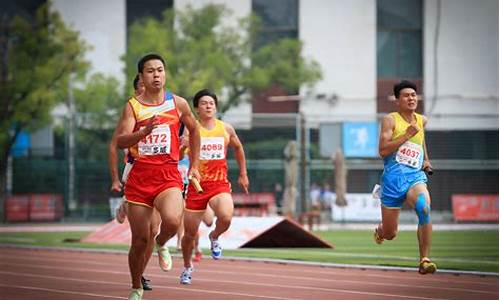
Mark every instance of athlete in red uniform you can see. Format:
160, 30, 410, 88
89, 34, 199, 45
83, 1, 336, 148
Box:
115, 54, 200, 300
108, 75, 157, 291
179, 89, 249, 285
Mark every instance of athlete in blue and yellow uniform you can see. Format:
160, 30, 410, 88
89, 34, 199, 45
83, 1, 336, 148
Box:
374, 80, 437, 275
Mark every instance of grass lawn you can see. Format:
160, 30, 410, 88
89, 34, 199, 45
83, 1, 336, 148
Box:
0, 229, 497, 273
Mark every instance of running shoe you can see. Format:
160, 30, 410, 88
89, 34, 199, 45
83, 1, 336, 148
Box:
373, 228, 384, 244
210, 236, 222, 260
193, 251, 203, 262
116, 202, 127, 224
141, 276, 152, 291
418, 258, 437, 275
180, 267, 193, 285
128, 288, 143, 300
156, 242, 172, 271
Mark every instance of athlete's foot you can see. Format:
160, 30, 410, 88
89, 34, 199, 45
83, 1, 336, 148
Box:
180, 267, 193, 285
373, 227, 384, 244
156, 239, 173, 271
209, 232, 222, 260
141, 276, 152, 291
128, 288, 143, 300
418, 257, 437, 275
193, 250, 203, 262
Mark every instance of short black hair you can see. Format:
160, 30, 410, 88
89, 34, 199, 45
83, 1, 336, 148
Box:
393, 80, 417, 98
193, 89, 218, 108
133, 74, 140, 91
137, 53, 166, 73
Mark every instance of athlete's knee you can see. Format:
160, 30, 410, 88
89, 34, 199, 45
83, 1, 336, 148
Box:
149, 225, 159, 239
161, 217, 181, 230
216, 214, 232, 226
131, 234, 149, 249
415, 192, 431, 225
182, 231, 196, 242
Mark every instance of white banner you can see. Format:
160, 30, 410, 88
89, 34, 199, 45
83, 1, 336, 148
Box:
331, 193, 381, 222
166, 216, 284, 249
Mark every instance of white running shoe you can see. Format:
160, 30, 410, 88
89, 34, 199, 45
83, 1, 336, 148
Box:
210, 236, 222, 260
180, 267, 193, 285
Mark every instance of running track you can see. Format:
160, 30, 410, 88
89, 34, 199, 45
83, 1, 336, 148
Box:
0, 247, 497, 300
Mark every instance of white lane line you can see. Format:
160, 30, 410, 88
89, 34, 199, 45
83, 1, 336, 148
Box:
0, 282, 127, 299
1, 261, 494, 300
1, 254, 497, 293
1, 252, 496, 286
1, 244, 497, 277
0, 271, 301, 300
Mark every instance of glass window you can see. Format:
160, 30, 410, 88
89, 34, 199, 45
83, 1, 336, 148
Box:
126, 0, 173, 27
377, 0, 422, 78
252, 0, 298, 49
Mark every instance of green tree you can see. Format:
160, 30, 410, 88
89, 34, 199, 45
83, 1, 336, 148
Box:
0, 3, 89, 217
123, 4, 322, 113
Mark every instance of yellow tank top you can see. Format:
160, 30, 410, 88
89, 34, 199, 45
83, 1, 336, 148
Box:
390, 112, 424, 146
198, 119, 230, 182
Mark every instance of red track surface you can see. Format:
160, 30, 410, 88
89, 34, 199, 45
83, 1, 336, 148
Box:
0, 247, 497, 300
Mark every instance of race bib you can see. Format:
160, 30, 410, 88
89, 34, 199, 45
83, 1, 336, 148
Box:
396, 141, 423, 168
200, 137, 225, 160
138, 125, 171, 156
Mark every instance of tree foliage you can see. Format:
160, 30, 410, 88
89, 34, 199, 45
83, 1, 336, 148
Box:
0, 3, 89, 211
123, 4, 322, 113
0, 3, 89, 160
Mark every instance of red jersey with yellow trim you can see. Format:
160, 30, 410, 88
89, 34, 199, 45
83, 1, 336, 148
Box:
128, 92, 180, 165
198, 119, 230, 183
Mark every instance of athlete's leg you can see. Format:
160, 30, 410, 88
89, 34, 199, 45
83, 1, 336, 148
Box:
127, 203, 153, 289
176, 209, 185, 251
154, 187, 184, 245
193, 206, 214, 260
406, 183, 432, 259
208, 193, 233, 240
153, 187, 183, 271
144, 209, 160, 267
376, 206, 400, 241
182, 210, 204, 268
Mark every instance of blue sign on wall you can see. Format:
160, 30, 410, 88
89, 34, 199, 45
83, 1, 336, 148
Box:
10, 130, 30, 157
342, 122, 379, 158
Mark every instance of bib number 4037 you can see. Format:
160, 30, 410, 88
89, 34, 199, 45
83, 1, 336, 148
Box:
395, 141, 422, 168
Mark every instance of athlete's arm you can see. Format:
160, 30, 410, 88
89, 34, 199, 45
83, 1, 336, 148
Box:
421, 116, 433, 170
108, 128, 122, 192
176, 96, 201, 181
116, 103, 159, 149
378, 114, 419, 158
226, 122, 249, 194
179, 129, 190, 160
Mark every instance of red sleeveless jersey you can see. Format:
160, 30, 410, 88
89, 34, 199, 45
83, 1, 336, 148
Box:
127, 92, 180, 165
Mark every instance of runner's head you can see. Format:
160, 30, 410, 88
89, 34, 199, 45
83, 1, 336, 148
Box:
193, 89, 218, 120
393, 80, 418, 112
137, 53, 166, 92
133, 74, 145, 96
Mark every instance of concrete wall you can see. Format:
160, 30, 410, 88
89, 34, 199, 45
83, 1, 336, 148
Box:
52, 0, 126, 83
424, 0, 499, 130
299, 0, 377, 127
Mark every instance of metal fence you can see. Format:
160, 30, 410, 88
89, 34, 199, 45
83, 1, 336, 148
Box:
8, 113, 499, 222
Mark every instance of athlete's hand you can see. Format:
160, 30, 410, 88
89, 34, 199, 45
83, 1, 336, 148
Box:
238, 173, 249, 194
110, 180, 123, 193
188, 167, 201, 182
142, 115, 160, 136
422, 160, 433, 175
405, 121, 420, 139
180, 134, 189, 151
